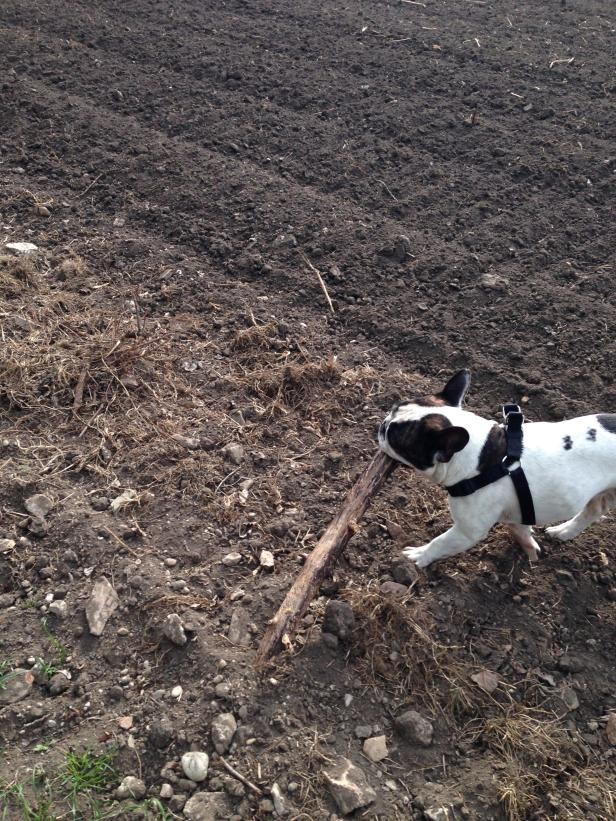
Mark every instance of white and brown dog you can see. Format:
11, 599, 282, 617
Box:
378, 369, 616, 567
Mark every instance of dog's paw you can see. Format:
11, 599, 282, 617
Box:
545, 523, 573, 542
402, 546, 433, 568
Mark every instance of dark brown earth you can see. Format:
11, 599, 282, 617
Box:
1, 1, 616, 819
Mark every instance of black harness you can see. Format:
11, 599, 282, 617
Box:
446, 404, 536, 526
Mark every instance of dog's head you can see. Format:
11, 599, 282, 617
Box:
378, 370, 471, 472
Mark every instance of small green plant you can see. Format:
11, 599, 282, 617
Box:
35, 657, 59, 682
0, 781, 57, 821
0, 660, 13, 691
40, 618, 68, 666
59, 749, 117, 795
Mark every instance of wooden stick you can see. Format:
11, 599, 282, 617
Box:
219, 756, 263, 796
255, 450, 396, 665
299, 252, 335, 314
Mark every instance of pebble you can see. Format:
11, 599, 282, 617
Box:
560, 685, 580, 711
323, 757, 376, 815
259, 550, 275, 569
116, 776, 147, 800
222, 552, 242, 567
171, 685, 183, 700
48, 672, 71, 696
24, 494, 53, 519
271, 782, 289, 816
160, 783, 174, 799
4, 241, 38, 255
259, 799, 275, 813
85, 577, 119, 636
211, 712, 237, 754
183, 791, 229, 821
163, 613, 187, 646
215, 682, 232, 699
354, 725, 373, 739
165, 557, 178, 567
149, 717, 175, 749
0, 668, 34, 705
395, 710, 434, 747
228, 608, 252, 647
181, 751, 209, 782
363, 735, 388, 762
0, 539, 16, 552
48, 600, 68, 619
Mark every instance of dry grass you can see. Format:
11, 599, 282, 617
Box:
0, 254, 39, 293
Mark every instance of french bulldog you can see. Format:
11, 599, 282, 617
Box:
378, 369, 616, 567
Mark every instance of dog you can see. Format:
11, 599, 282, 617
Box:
378, 369, 616, 567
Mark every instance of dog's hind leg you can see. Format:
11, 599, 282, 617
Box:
508, 524, 541, 561
546, 489, 616, 541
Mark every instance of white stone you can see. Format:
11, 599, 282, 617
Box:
5, 242, 38, 255
181, 751, 209, 782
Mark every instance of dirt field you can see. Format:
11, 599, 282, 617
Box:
1, 0, 616, 819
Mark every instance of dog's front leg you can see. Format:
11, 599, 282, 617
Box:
403, 523, 490, 569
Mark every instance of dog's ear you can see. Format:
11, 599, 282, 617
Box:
439, 370, 471, 407
433, 426, 469, 462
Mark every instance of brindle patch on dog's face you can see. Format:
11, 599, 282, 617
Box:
478, 424, 506, 471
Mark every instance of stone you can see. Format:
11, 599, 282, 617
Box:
0, 668, 34, 705
181, 751, 209, 782
163, 613, 187, 646
116, 776, 147, 800
323, 757, 376, 815
27, 517, 48, 537
85, 577, 119, 636
222, 443, 244, 465
424, 807, 464, 821
271, 782, 289, 816
24, 494, 53, 519
160, 783, 174, 799
395, 710, 434, 747
211, 712, 237, 754
557, 655, 584, 673
171, 434, 201, 450
91, 496, 111, 511
48, 672, 70, 696
228, 608, 251, 647
354, 725, 372, 739
183, 791, 229, 821
258, 799, 275, 813
5, 241, 38, 255
323, 600, 355, 641
0, 539, 16, 552
391, 560, 419, 586
606, 713, 616, 746
222, 552, 242, 566
560, 685, 579, 711
259, 549, 275, 569
379, 581, 409, 598
48, 600, 68, 619
149, 717, 174, 749
363, 735, 388, 762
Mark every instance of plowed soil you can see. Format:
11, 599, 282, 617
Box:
1, 1, 616, 820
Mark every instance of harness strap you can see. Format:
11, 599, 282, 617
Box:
445, 404, 536, 526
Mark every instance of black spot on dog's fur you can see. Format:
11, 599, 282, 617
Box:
598, 414, 616, 434
587, 428, 597, 442
563, 435, 573, 451
478, 424, 506, 472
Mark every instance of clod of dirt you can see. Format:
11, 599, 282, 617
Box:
181, 751, 209, 782
211, 712, 237, 754
379, 581, 409, 598
557, 655, 584, 673
0, 669, 34, 706
559, 685, 580, 712
323, 756, 376, 815
85, 576, 119, 636
163, 613, 188, 647
394, 710, 434, 747
115, 776, 147, 800
323, 600, 355, 641
24, 493, 53, 519
222, 442, 244, 465
391, 559, 419, 586
171, 433, 202, 450
363, 735, 388, 763
148, 717, 174, 749
183, 791, 230, 821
